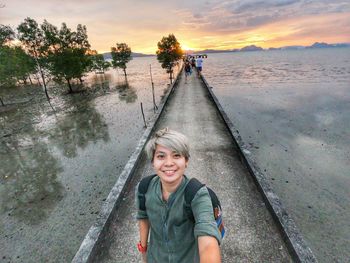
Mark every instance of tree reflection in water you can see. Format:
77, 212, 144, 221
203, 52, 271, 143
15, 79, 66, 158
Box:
115, 80, 137, 103
0, 94, 110, 225
1, 135, 64, 225
48, 97, 110, 158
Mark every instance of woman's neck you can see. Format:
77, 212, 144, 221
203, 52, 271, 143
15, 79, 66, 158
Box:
161, 177, 184, 201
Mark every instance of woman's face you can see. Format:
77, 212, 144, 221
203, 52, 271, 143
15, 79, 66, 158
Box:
152, 144, 188, 187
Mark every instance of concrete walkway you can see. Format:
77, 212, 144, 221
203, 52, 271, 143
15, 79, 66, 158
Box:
93, 71, 293, 262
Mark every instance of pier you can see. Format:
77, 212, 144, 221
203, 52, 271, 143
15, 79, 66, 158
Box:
73, 68, 317, 262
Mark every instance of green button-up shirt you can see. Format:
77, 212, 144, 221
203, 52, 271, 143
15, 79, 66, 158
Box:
136, 175, 221, 263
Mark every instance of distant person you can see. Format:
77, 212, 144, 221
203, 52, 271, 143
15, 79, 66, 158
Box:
184, 60, 192, 83
196, 56, 204, 76
136, 128, 222, 263
191, 57, 196, 69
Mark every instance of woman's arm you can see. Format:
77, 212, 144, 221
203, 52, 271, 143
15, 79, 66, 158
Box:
198, 236, 221, 263
139, 219, 149, 247
191, 187, 222, 263
138, 219, 150, 263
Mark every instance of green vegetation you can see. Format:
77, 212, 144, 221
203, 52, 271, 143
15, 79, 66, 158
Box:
1, 18, 102, 96
111, 43, 132, 77
42, 21, 92, 92
0, 46, 35, 87
0, 24, 35, 93
90, 53, 111, 73
0, 19, 182, 104
17, 17, 51, 99
156, 34, 183, 83
0, 24, 14, 45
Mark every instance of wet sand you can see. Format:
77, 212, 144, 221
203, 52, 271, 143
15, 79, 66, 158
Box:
0, 60, 177, 263
0, 88, 145, 262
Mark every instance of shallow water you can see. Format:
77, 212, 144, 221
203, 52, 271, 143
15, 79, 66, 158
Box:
0, 56, 180, 262
202, 48, 350, 263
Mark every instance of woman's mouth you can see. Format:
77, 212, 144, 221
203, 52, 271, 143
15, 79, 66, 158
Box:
163, 170, 176, 176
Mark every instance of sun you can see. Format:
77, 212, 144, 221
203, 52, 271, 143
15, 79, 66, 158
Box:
181, 44, 193, 51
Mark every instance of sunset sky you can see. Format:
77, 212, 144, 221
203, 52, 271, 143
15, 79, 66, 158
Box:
1, 0, 349, 54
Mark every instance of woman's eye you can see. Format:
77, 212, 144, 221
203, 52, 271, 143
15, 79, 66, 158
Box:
156, 155, 164, 159
173, 153, 181, 158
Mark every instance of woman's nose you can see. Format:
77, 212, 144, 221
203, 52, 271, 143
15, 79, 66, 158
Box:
164, 156, 174, 166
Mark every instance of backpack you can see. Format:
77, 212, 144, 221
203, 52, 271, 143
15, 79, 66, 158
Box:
137, 175, 225, 239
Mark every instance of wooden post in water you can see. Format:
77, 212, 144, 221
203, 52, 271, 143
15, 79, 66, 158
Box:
150, 64, 158, 113
140, 102, 147, 128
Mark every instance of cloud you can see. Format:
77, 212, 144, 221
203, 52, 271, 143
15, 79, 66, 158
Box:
231, 0, 299, 14
176, 0, 350, 34
193, 13, 203, 19
260, 12, 350, 46
246, 14, 279, 27
1, 0, 350, 52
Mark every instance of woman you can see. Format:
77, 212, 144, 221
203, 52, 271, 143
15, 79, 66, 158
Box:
136, 128, 221, 263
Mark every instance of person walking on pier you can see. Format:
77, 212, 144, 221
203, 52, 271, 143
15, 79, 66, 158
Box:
136, 128, 222, 263
184, 60, 192, 83
191, 56, 196, 69
196, 56, 203, 77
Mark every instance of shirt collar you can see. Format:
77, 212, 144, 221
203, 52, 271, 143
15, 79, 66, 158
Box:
155, 175, 188, 204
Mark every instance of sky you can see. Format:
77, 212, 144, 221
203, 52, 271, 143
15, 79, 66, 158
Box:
0, 0, 349, 54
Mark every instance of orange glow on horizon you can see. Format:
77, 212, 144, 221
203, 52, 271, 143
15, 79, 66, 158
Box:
175, 12, 349, 52
92, 12, 350, 54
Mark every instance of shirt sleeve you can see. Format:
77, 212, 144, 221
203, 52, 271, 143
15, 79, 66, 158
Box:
191, 187, 222, 244
135, 183, 148, 220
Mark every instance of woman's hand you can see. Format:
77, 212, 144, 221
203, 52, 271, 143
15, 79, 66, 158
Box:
138, 219, 149, 263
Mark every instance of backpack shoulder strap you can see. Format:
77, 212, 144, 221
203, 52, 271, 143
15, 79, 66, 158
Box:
207, 187, 222, 210
184, 178, 205, 204
184, 178, 205, 221
138, 174, 157, 211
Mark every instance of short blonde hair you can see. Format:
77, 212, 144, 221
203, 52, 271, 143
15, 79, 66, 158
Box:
145, 128, 190, 161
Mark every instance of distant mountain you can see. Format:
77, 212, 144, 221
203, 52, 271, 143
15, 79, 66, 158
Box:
132, 52, 155, 57
103, 42, 350, 60
278, 42, 350, 50
102, 52, 154, 60
240, 45, 263, 51
197, 49, 229, 54
280, 45, 305, 50
307, 42, 350, 49
187, 45, 264, 55
309, 42, 330, 48
184, 49, 228, 54
268, 47, 281, 51
333, 43, 350, 48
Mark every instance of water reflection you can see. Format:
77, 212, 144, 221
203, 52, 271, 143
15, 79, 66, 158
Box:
1, 133, 64, 225
87, 73, 112, 91
115, 81, 138, 103
203, 49, 350, 262
0, 56, 180, 261
48, 98, 110, 158
0, 94, 111, 225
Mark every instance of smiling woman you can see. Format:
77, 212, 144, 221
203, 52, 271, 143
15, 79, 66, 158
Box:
136, 128, 222, 263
